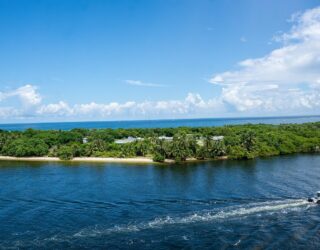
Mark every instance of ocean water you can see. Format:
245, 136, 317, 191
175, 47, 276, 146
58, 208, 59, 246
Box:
0, 115, 319, 130
0, 154, 320, 249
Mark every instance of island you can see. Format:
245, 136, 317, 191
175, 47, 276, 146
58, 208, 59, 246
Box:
0, 122, 319, 163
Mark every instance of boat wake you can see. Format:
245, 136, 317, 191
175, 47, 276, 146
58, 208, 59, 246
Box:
74, 199, 311, 237
1, 198, 312, 248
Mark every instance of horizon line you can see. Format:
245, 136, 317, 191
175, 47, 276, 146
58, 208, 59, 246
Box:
0, 114, 319, 126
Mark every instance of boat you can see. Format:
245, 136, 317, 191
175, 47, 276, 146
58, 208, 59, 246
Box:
307, 191, 320, 204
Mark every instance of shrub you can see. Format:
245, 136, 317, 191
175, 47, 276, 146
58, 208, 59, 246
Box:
153, 152, 165, 162
227, 145, 247, 160
57, 146, 74, 160
2, 138, 49, 157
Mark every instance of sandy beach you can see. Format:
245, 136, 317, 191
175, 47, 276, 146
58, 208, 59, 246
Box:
0, 156, 175, 164
0, 156, 229, 164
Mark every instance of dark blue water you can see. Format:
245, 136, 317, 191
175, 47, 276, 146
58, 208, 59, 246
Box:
0, 154, 320, 249
1, 115, 320, 130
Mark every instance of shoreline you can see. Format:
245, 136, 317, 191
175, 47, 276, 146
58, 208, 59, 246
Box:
0, 156, 170, 164
0, 156, 228, 164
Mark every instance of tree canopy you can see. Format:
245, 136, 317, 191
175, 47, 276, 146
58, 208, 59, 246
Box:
0, 122, 319, 162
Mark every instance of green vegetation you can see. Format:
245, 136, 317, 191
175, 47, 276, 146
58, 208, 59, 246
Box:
0, 122, 319, 162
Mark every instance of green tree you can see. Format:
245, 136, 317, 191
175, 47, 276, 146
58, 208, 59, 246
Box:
57, 145, 74, 160
170, 133, 191, 162
152, 152, 165, 162
2, 138, 49, 157
241, 130, 256, 151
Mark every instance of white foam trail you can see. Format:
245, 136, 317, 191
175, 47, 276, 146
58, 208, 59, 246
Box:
234, 239, 241, 246
74, 199, 311, 237
185, 199, 309, 222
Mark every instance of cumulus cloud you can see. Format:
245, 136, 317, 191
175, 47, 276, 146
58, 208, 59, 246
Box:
37, 101, 73, 116
0, 85, 42, 120
36, 93, 224, 119
125, 80, 166, 87
211, 6, 320, 112
73, 101, 136, 116
0, 85, 42, 106
0, 84, 224, 120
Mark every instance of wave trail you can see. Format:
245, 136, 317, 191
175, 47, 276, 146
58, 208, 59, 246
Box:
74, 199, 311, 237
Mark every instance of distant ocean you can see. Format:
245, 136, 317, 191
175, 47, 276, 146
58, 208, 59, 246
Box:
0, 115, 319, 131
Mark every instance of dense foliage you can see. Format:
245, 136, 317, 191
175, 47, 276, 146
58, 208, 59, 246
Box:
0, 122, 319, 162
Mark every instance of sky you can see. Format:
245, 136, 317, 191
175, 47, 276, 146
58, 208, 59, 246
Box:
0, 0, 320, 123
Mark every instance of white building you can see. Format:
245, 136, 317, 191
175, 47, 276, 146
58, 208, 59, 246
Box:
197, 135, 224, 146
115, 136, 143, 144
158, 136, 173, 141
212, 136, 224, 141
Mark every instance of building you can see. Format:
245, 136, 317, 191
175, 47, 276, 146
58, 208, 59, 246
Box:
212, 136, 224, 141
197, 135, 224, 146
158, 136, 173, 141
114, 136, 143, 144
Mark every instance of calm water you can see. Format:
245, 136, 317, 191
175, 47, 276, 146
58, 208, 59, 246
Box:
1, 115, 320, 130
0, 154, 320, 249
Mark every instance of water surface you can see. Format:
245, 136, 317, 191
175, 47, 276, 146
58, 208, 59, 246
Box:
1, 115, 319, 130
0, 154, 320, 249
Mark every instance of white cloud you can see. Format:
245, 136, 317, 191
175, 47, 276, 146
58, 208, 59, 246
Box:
35, 93, 223, 119
0, 85, 42, 120
73, 101, 136, 116
0, 85, 225, 120
37, 101, 73, 116
210, 6, 320, 112
0, 85, 42, 106
125, 80, 166, 87
0, 107, 21, 119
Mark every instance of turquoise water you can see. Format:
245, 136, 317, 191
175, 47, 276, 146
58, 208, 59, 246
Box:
0, 154, 320, 249
0, 115, 319, 130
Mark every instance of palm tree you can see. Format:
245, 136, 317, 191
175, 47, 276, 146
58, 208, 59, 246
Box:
151, 136, 167, 159
211, 140, 226, 157
171, 133, 191, 162
241, 130, 256, 151
203, 134, 213, 158
133, 140, 149, 156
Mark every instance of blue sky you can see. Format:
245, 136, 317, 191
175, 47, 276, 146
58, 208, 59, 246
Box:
0, 0, 320, 122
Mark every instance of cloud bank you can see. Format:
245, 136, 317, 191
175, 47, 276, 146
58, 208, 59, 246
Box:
210, 6, 320, 113
36, 92, 224, 119
0, 85, 225, 121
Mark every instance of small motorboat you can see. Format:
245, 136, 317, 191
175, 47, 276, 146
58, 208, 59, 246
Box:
307, 191, 320, 204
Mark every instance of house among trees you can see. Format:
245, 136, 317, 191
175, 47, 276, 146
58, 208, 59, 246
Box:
212, 136, 224, 141
158, 136, 173, 141
197, 135, 224, 146
114, 136, 143, 144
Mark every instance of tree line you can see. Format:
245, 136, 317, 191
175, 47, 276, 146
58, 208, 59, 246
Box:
0, 122, 319, 162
